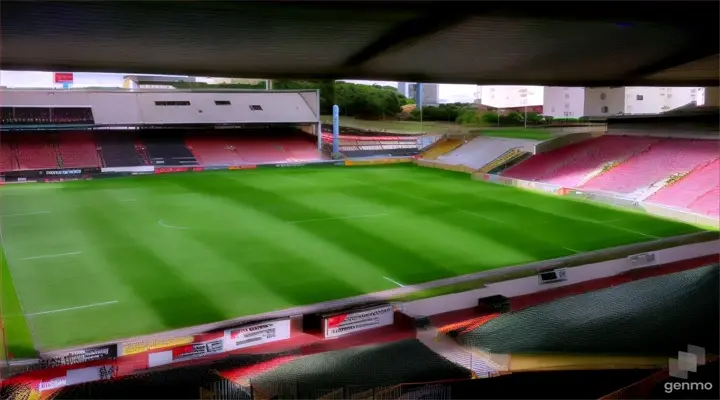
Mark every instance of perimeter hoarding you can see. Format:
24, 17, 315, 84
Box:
223, 319, 291, 351
119, 336, 195, 356
323, 304, 394, 339
171, 338, 224, 361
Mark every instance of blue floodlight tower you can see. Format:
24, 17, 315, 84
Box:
332, 104, 340, 154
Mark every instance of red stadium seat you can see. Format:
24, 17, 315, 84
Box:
15, 134, 60, 170
57, 132, 101, 168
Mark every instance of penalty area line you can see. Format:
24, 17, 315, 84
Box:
19, 251, 82, 261
26, 300, 119, 316
2, 211, 52, 217
384, 276, 405, 287
287, 213, 389, 224
158, 219, 192, 230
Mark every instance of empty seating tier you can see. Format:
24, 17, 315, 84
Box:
142, 133, 199, 166
503, 136, 658, 187
57, 132, 101, 168
252, 339, 472, 397
648, 159, 720, 217
0, 141, 19, 172
97, 135, 145, 167
186, 136, 244, 166
581, 139, 719, 194
15, 134, 60, 170
437, 136, 535, 171
460, 264, 719, 355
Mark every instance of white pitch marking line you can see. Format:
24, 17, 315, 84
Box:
384, 276, 405, 287
2, 211, 52, 217
287, 213, 389, 224
19, 251, 82, 261
26, 300, 119, 316
158, 219, 192, 230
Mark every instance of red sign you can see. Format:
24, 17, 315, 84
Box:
54, 72, 74, 84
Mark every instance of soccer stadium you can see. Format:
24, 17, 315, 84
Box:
1, 2, 719, 400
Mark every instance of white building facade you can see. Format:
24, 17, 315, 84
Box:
542, 87, 585, 118
543, 87, 705, 118
475, 85, 544, 109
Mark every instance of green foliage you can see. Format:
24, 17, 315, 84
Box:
455, 109, 483, 125
408, 103, 476, 122
481, 111, 550, 127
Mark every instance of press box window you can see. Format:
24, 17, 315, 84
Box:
215, 100, 231, 106
249, 105, 263, 111
155, 101, 191, 106
601, 106, 609, 113
636, 95, 644, 101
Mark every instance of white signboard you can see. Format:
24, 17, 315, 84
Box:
223, 319, 291, 351
324, 305, 394, 339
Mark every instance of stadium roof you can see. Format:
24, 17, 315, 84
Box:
1, 89, 321, 125
1, 1, 718, 87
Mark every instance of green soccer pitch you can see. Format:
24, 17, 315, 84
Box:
0, 164, 706, 353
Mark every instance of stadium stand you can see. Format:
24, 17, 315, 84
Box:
581, 139, 719, 196
51, 352, 292, 399
459, 264, 719, 355
141, 131, 199, 166
186, 134, 243, 166
689, 186, 720, 218
0, 140, 19, 171
57, 131, 102, 168
437, 313, 501, 337
14, 133, 60, 170
97, 135, 146, 167
435, 136, 535, 171
647, 159, 720, 217
419, 137, 464, 160
250, 339, 472, 398
502, 135, 659, 187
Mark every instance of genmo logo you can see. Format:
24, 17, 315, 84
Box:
669, 344, 705, 380
664, 381, 713, 394
664, 344, 714, 394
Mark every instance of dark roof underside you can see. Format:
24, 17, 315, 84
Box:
1, 1, 718, 87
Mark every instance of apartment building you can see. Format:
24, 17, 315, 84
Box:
475, 85, 544, 109
544, 87, 705, 118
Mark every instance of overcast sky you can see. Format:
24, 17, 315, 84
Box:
0, 71, 480, 103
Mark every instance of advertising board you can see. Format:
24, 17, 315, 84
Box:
154, 167, 203, 174
323, 304, 394, 338
228, 165, 257, 170
223, 319, 291, 351
39, 376, 67, 392
54, 72, 74, 84
171, 338, 224, 361
119, 336, 194, 356
1, 167, 101, 182
60, 344, 118, 365
344, 158, 412, 166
